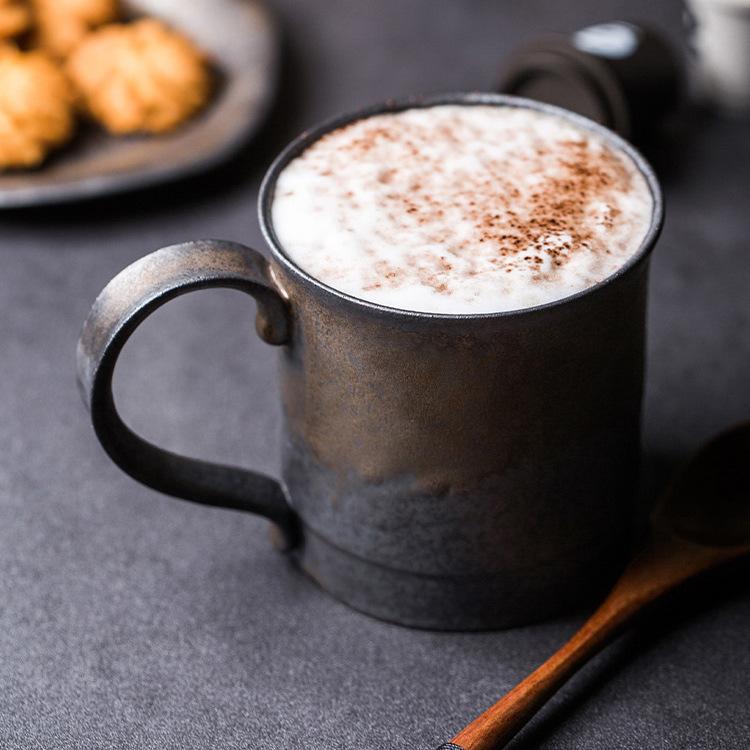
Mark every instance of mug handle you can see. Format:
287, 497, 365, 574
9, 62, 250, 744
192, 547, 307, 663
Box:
76, 240, 299, 550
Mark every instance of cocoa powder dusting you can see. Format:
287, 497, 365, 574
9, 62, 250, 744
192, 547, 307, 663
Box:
358, 131, 633, 291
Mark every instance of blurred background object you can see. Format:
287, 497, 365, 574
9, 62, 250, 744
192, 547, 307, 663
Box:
685, 0, 750, 113
498, 21, 684, 144
0, 46, 76, 170
0, 0, 32, 41
65, 18, 213, 135
30, 0, 119, 60
0, 0, 279, 208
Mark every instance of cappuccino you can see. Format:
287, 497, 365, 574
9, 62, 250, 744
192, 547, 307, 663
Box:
272, 104, 653, 314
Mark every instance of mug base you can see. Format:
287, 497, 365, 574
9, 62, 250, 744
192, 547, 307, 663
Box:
291, 526, 623, 631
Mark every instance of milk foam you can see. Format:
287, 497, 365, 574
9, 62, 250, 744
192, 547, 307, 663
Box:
271, 105, 653, 314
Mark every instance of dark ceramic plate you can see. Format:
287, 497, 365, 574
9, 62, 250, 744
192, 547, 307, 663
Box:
0, 0, 278, 208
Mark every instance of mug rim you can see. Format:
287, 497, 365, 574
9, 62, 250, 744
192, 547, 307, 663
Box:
258, 92, 664, 320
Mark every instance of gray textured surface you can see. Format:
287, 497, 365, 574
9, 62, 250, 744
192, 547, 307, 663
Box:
1, 1, 749, 748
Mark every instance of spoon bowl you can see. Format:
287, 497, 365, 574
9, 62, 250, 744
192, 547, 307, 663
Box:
655, 422, 750, 547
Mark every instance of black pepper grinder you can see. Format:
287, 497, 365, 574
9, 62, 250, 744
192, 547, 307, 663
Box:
498, 21, 683, 144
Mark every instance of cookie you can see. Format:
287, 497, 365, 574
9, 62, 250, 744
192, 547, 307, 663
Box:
31, 0, 119, 58
66, 18, 212, 134
0, 45, 75, 169
0, 0, 30, 41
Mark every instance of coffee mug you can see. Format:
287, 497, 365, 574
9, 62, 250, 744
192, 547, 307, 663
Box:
77, 93, 663, 630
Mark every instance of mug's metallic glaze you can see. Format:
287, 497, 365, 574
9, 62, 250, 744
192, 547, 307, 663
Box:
77, 93, 663, 630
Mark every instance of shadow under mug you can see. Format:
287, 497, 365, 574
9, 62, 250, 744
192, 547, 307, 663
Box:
76, 93, 664, 630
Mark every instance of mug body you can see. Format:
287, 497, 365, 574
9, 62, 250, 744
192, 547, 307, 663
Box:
260, 94, 663, 630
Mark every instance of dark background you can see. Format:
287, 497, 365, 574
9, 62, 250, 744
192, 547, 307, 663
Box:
1, 1, 749, 748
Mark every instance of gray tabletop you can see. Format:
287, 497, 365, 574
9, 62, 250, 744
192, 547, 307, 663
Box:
1, 1, 749, 748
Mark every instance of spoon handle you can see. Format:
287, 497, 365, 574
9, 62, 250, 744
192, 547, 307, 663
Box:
444, 534, 730, 750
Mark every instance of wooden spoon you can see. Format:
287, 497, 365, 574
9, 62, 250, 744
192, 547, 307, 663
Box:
437, 423, 750, 750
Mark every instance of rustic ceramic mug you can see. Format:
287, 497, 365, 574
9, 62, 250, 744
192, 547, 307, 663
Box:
77, 94, 663, 630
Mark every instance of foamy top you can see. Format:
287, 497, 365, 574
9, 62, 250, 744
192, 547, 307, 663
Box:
271, 104, 654, 314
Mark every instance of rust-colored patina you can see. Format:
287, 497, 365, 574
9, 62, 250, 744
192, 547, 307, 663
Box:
77, 93, 664, 630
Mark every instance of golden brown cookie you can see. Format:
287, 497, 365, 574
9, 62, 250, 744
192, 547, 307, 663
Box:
31, 0, 119, 58
66, 19, 212, 134
0, 45, 75, 169
0, 0, 31, 41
